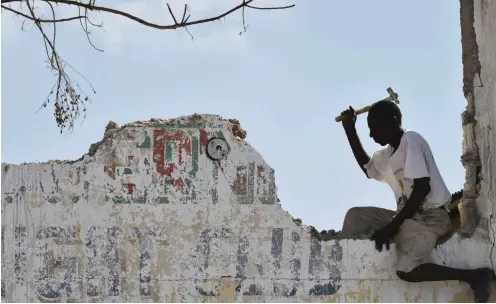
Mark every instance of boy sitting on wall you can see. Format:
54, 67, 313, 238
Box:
339, 101, 492, 303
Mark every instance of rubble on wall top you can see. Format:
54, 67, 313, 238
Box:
8, 114, 247, 166
87, 114, 247, 157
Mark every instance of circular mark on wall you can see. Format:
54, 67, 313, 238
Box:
206, 138, 230, 161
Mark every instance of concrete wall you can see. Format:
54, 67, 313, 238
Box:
1, 1, 495, 302
458, 0, 496, 241
1, 114, 493, 303
469, 0, 496, 284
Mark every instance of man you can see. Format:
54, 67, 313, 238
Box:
339, 101, 492, 303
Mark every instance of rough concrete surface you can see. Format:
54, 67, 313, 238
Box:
471, 0, 496, 284
458, 0, 483, 237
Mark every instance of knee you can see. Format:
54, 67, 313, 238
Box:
396, 270, 414, 282
396, 271, 409, 281
342, 207, 371, 236
342, 207, 366, 233
344, 207, 365, 222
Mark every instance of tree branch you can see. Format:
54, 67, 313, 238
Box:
247, 4, 295, 10
1, 4, 84, 22
2, 0, 295, 132
3, 0, 295, 30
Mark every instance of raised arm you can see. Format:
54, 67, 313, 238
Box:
340, 106, 371, 177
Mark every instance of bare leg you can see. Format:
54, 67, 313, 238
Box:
397, 263, 492, 303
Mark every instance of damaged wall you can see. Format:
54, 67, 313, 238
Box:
1, 1, 495, 302
458, 0, 496, 240
1, 114, 493, 303
462, 0, 496, 272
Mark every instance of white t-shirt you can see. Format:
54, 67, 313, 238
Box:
363, 130, 451, 211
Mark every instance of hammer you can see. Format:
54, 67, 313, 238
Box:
335, 87, 400, 122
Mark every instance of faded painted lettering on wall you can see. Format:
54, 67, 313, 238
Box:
1, 115, 340, 302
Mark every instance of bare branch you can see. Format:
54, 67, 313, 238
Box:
4, 0, 294, 31
246, 4, 296, 10
77, 2, 104, 52
1, 4, 84, 22
241, 0, 248, 34
180, 4, 188, 23
166, 3, 177, 25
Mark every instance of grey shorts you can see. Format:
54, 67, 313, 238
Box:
341, 206, 451, 272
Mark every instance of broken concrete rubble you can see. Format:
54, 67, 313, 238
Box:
226, 118, 247, 140
86, 114, 246, 158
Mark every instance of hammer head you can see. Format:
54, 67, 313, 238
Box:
386, 87, 400, 104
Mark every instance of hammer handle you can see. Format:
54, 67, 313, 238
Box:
334, 96, 396, 122
335, 105, 374, 122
